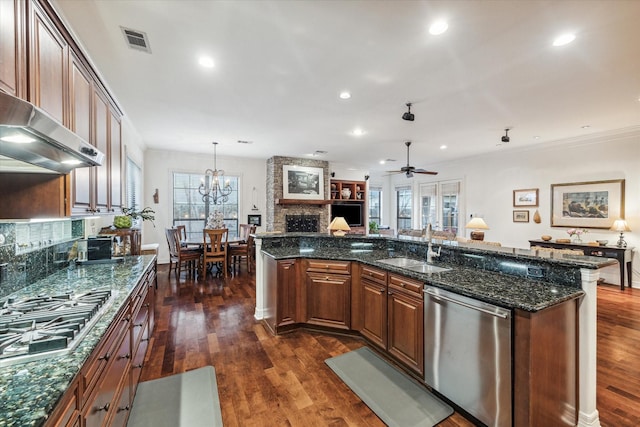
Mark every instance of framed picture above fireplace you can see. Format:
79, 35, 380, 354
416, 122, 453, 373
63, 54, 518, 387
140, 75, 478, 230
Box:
283, 165, 324, 200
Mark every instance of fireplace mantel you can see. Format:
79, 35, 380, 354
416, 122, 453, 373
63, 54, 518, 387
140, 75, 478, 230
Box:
275, 199, 332, 205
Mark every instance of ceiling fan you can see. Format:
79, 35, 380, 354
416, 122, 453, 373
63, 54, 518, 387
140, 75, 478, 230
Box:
387, 141, 438, 178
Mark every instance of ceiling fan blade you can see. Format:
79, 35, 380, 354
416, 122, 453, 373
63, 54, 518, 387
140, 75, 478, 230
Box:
414, 169, 438, 175
386, 170, 403, 173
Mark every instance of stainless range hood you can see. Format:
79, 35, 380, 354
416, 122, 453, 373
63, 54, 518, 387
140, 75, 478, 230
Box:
0, 91, 104, 174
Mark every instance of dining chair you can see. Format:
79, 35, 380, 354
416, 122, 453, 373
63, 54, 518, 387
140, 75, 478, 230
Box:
165, 228, 202, 278
202, 228, 229, 279
175, 224, 200, 249
229, 225, 256, 274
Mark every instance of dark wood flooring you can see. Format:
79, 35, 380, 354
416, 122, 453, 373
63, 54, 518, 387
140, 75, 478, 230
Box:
139, 264, 640, 427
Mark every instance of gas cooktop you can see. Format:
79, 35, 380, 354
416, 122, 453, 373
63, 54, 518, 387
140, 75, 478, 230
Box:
0, 289, 114, 367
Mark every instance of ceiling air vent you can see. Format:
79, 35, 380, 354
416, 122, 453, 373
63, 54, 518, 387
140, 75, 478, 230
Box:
120, 26, 152, 53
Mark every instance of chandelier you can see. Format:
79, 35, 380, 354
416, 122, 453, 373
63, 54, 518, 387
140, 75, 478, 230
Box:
199, 142, 232, 205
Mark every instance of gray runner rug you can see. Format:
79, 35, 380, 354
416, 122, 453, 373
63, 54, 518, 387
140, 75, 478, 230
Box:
127, 365, 223, 427
326, 347, 453, 427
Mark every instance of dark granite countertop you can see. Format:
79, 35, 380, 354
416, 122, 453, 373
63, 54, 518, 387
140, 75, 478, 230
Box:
261, 243, 594, 312
0, 255, 155, 427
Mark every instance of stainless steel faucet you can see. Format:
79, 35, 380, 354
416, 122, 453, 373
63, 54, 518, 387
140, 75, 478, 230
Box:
426, 224, 440, 263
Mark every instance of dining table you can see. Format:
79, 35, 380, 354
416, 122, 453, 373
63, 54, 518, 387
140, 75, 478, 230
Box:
181, 235, 245, 276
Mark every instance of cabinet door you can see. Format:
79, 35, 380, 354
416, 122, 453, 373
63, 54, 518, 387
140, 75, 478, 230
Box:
109, 111, 122, 212
277, 259, 298, 328
28, 0, 67, 123
360, 278, 387, 349
69, 51, 93, 214
0, 0, 25, 96
306, 272, 351, 330
93, 88, 109, 213
387, 289, 424, 376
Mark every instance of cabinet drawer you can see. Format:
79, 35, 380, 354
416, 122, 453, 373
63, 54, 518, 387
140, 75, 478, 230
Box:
83, 325, 131, 427
360, 265, 387, 285
81, 307, 130, 400
306, 260, 351, 274
388, 274, 423, 297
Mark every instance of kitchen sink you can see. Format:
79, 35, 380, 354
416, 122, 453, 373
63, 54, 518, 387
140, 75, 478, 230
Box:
403, 264, 451, 274
377, 257, 425, 268
376, 257, 451, 274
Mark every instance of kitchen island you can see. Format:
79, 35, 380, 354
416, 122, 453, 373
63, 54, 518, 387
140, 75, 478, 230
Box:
0, 255, 156, 427
254, 233, 615, 427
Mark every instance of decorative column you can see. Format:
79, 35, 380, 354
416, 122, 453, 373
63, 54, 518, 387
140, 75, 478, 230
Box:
253, 237, 266, 320
578, 268, 601, 427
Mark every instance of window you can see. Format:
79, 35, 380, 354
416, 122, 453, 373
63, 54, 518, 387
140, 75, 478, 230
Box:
396, 186, 412, 230
368, 187, 382, 225
126, 157, 142, 210
419, 180, 461, 234
172, 172, 240, 240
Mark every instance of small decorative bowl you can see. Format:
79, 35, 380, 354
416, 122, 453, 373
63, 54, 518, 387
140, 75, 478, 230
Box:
596, 240, 608, 246
541, 235, 552, 241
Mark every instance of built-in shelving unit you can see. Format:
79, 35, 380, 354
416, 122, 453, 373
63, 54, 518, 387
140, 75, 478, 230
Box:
330, 180, 367, 234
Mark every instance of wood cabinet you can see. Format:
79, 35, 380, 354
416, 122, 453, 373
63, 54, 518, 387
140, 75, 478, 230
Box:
28, 0, 68, 124
0, 172, 69, 218
264, 258, 300, 334
44, 261, 156, 427
359, 265, 388, 349
304, 260, 351, 330
357, 267, 424, 376
0, 0, 25, 97
0, 0, 125, 219
387, 273, 424, 376
69, 50, 93, 214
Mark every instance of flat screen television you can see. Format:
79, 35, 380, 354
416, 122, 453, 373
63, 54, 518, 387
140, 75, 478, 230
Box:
331, 203, 363, 227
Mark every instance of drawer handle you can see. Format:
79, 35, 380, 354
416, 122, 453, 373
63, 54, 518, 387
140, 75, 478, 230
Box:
133, 363, 144, 369
97, 403, 110, 412
117, 405, 130, 413
134, 323, 144, 328
122, 316, 131, 322
379, 288, 385, 294
118, 353, 131, 360
98, 352, 111, 362
142, 337, 150, 342
144, 303, 150, 308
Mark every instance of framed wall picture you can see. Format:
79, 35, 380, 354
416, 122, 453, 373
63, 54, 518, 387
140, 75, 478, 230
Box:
551, 179, 625, 229
248, 214, 261, 226
513, 188, 539, 207
513, 210, 529, 222
283, 165, 324, 200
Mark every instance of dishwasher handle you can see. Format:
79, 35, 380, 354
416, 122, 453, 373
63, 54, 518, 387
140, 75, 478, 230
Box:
424, 288, 510, 319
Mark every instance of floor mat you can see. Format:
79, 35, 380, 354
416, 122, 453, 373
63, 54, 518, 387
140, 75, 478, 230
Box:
127, 366, 223, 427
326, 347, 453, 427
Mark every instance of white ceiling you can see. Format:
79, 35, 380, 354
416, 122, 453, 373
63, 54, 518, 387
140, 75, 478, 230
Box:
52, 0, 640, 174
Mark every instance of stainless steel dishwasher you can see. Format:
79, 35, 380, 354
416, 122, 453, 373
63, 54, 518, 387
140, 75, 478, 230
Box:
423, 287, 512, 427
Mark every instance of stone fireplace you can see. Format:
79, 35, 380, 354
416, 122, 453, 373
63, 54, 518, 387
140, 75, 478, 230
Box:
266, 156, 330, 232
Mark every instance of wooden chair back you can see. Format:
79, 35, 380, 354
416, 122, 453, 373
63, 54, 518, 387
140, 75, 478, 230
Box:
165, 228, 180, 258
238, 224, 253, 242
202, 228, 229, 278
176, 225, 188, 241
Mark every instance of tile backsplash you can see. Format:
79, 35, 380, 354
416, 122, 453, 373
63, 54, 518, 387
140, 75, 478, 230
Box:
0, 219, 84, 298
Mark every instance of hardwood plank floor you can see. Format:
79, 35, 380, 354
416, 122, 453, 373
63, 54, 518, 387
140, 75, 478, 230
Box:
140, 264, 639, 427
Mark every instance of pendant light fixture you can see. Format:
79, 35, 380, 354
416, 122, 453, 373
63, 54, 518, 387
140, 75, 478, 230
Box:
199, 142, 232, 205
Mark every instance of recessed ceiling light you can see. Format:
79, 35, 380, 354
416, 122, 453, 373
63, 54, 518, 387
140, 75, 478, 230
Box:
552, 33, 576, 47
581, 125, 591, 129
439, 145, 447, 150
198, 56, 215, 68
352, 128, 365, 136
533, 135, 541, 139
379, 160, 386, 165
429, 20, 448, 36
339, 91, 351, 99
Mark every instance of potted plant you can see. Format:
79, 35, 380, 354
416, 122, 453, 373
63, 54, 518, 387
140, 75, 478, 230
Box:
113, 206, 156, 229
369, 220, 379, 234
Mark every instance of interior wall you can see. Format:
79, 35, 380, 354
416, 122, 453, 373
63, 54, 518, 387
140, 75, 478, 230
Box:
142, 149, 267, 264
378, 129, 640, 286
